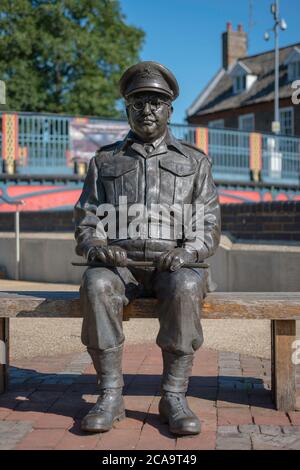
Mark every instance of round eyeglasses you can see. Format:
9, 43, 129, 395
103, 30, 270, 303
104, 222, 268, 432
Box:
127, 97, 170, 112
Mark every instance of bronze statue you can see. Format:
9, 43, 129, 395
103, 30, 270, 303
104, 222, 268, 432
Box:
74, 61, 221, 435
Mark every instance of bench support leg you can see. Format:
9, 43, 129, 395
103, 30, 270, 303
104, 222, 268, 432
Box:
0, 318, 9, 394
271, 319, 296, 412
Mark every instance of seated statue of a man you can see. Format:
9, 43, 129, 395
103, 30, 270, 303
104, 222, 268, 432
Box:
74, 61, 221, 436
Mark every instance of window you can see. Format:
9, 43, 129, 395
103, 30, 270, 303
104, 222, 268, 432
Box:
208, 119, 224, 128
279, 107, 294, 135
234, 75, 246, 93
230, 62, 257, 94
288, 61, 300, 81
239, 114, 255, 132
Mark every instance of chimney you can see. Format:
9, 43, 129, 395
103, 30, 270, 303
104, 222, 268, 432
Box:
222, 22, 248, 69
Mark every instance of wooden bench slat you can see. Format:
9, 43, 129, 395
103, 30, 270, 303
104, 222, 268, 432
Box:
1, 291, 300, 320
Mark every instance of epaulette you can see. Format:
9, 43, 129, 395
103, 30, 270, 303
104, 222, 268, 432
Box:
95, 142, 119, 155
180, 141, 213, 165
180, 140, 207, 155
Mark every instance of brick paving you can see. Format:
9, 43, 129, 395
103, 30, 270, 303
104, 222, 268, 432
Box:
0, 344, 299, 450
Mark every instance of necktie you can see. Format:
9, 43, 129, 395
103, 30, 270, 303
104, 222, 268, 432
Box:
144, 144, 153, 154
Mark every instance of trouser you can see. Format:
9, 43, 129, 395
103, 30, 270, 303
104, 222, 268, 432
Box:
80, 265, 207, 357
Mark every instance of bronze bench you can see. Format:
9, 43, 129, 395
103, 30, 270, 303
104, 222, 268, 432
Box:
0, 291, 299, 411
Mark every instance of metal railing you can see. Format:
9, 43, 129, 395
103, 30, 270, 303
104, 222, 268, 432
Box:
262, 134, 300, 184
0, 194, 24, 280
169, 123, 196, 144
0, 111, 300, 185
18, 114, 69, 173
170, 124, 251, 179
208, 128, 250, 179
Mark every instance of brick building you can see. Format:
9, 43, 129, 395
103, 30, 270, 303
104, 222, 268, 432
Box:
187, 23, 300, 136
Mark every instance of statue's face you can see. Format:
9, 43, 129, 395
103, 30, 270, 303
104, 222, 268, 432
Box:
126, 92, 172, 142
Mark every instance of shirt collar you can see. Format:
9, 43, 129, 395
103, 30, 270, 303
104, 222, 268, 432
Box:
126, 130, 165, 149
164, 128, 189, 158
114, 128, 189, 158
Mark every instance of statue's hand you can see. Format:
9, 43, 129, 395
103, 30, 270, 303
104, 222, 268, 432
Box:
88, 246, 128, 267
157, 248, 197, 272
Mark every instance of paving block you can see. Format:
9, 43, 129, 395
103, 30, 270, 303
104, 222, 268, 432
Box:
218, 425, 239, 435
33, 413, 75, 430
218, 361, 241, 369
288, 412, 300, 425
218, 407, 252, 425
176, 431, 216, 450
251, 433, 300, 450
0, 421, 32, 450
97, 429, 141, 450
252, 411, 290, 426
135, 423, 176, 450
259, 425, 282, 436
282, 426, 300, 435
0, 421, 16, 432
216, 433, 251, 450
218, 369, 242, 377
15, 428, 66, 450
238, 424, 260, 434
218, 352, 240, 361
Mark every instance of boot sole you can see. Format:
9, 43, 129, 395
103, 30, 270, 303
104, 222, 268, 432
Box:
81, 411, 126, 433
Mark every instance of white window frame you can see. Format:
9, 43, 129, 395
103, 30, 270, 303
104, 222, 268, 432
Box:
279, 107, 294, 136
238, 113, 255, 132
230, 62, 257, 94
208, 119, 225, 128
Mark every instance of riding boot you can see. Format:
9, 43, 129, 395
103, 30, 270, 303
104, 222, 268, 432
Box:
159, 351, 201, 435
81, 345, 125, 433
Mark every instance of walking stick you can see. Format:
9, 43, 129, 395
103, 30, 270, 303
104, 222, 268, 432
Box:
72, 260, 209, 269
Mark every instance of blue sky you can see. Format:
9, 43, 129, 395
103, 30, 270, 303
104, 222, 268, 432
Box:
120, 0, 300, 123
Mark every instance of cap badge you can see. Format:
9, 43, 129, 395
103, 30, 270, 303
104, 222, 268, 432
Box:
139, 66, 161, 79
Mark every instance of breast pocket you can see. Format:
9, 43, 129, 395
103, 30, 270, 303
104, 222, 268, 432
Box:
101, 158, 138, 205
159, 159, 196, 206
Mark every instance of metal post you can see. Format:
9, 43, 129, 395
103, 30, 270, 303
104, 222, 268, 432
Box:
15, 204, 20, 280
0, 195, 24, 280
265, 0, 287, 136
274, 0, 280, 132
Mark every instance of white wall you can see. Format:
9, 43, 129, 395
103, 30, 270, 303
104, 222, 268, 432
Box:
0, 233, 300, 291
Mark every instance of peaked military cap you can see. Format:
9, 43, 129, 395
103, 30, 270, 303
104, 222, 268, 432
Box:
119, 61, 179, 101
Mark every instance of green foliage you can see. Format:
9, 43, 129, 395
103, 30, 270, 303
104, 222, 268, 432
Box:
0, 0, 144, 117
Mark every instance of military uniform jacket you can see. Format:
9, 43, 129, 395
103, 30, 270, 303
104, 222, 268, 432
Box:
74, 129, 221, 262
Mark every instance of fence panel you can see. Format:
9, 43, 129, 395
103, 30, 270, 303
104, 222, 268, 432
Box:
18, 114, 70, 174
262, 135, 300, 184
169, 123, 197, 144
171, 125, 251, 180
208, 128, 250, 179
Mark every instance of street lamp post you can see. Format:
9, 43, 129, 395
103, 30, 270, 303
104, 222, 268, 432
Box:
0, 195, 24, 280
274, 0, 280, 133
264, 0, 287, 135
